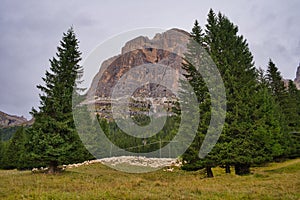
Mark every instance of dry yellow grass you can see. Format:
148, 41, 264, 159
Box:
0, 159, 299, 199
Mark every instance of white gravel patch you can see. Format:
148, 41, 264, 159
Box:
98, 156, 181, 168
31, 156, 182, 173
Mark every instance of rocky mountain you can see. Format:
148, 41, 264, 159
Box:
294, 63, 300, 89
85, 28, 299, 119
0, 111, 31, 128
85, 28, 190, 118
87, 28, 189, 99
283, 63, 300, 89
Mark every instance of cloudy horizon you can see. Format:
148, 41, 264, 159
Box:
1, 0, 299, 119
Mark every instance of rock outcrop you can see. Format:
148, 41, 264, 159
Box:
86, 28, 189, 100
85, 29, 191, 118
0, 111, 29, 128
294, 63, 300, 89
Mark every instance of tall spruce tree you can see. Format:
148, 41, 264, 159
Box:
27, 27, 92, 173
254, 71, 284, 160
287, 80, 300, 130
204, 9, 276, 175
285, 80, 300, 158
2, 127, 26, 169
181, 10, 288, 176
180, 20, 217, 177
266, 60, 289, 124
0, 140, 4, 168
265, 60, 293, 157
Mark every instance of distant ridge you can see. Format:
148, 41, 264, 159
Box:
0, 111, 33, 128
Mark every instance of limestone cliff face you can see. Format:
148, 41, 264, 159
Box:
95, 48, 182, 98
0, 111, 29, 128
86, 55, 118, 100
87, 28, 190, 100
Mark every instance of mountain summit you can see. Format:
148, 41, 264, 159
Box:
294, 63, 300, 89
85, 29, 190, 118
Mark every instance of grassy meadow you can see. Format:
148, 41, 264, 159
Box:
0, 159, 299, 200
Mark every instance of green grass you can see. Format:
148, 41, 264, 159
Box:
0, 159, 299, 199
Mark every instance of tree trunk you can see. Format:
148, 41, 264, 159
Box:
206, 166, 214, 178
225, 164, 231, 174
48, 161, 58, 174
235, 163, 250, 175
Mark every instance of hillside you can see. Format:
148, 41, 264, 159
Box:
0, 111, 34, 128
0, 111, 34, 141
0, 158, 299, 199
0, 111, 28, 128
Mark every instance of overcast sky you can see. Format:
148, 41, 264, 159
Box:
1, 0, 300, 119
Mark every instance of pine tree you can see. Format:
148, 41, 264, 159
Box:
287, 80, 300, 130
266, 60, 289, 128
181, 10, 287, 176
265, 60, 293, 158
285, 80, 300, 158
180, 20, 220, 177
180, 21, 204, 170
2, 127, 26, 169
27, 27, 92, 173
266, 60, 287, 98
0, 142, 9, 169
0, 140, 4, 168
204, 9, 274, 175
252, 73, 284, 161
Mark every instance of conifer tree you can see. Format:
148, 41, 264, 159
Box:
265, 60, 295, 158
0, 140, 4, 168
181, 10, 288, 176
285, 80, 300, 158
180, 20, 220, 177
27, 27, 93, 173
204, 9, 274, 175
266, 60, 290, 129
253, 72, 284, 160
287, 80, 300, 130
2, 127, 26, 169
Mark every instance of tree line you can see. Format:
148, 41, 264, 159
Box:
181, 9, 300, 177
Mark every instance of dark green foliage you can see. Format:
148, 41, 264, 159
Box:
265, 60, 300, 158
74, 108, 181, 159
1, 127, 26, 169
181, 9, 286, 176
131, 113, 151, 126
0, 140, 5, 168
266, 60, 290, 131
266, 60, 300, 130
287, 80, 300, 130
250, 77, 283, 163
25, 27, 93, 173
180, 20, 216, 177
0, 126, 20, 141
203, 10, 285, 175
100, 116, 180, 155
266, 60, 287, 99
288, 132, 300, 158
286, 81, 300, 158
